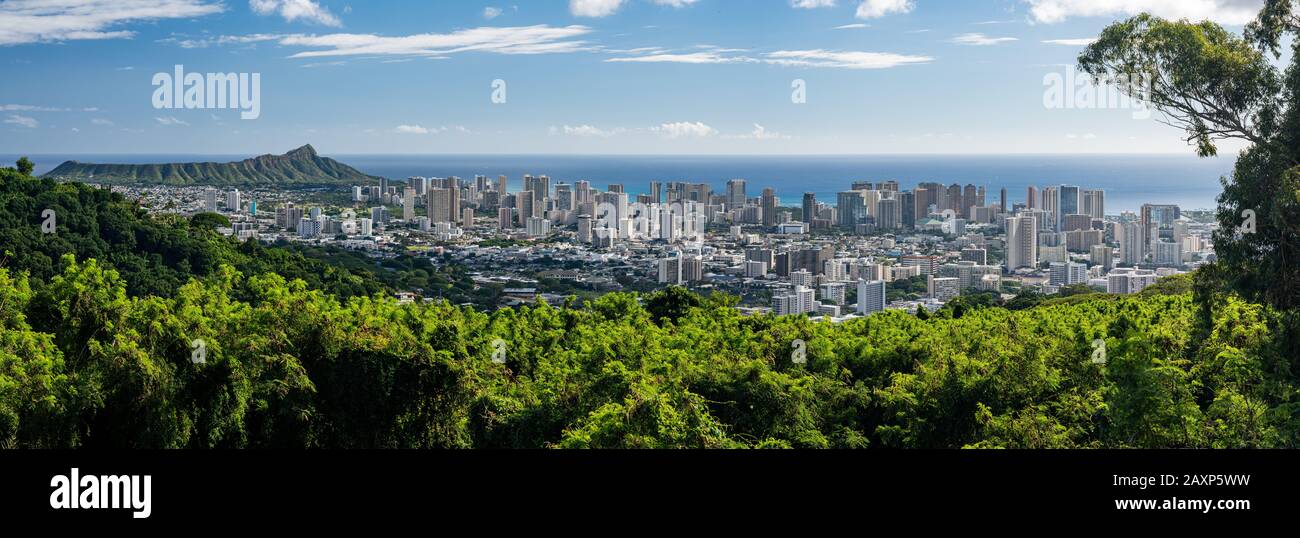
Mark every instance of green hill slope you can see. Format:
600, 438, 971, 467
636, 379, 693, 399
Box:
42, 144, 379, 186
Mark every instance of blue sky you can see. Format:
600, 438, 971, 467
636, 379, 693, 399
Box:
0, 0, 1272, 155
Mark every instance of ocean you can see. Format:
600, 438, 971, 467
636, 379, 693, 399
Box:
8, 153, 1237, 213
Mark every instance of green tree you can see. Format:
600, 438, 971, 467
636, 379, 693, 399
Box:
190, 212, 231, 229
1079, 3, 1300, 310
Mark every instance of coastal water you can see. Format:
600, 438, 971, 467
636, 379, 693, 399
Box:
11, 153, 1236, 213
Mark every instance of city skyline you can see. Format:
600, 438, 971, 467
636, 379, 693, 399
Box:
0, 0, 1275, 155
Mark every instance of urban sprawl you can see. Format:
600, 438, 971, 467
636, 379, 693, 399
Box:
110, 175, 1210, 318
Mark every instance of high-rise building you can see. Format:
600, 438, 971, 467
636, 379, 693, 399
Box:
524, 175, 549, 208
820, 282, 846, 305
726, 179, 747, 209
773, 286, 817, 316
516, 190, 534, 226
659, 256, 683, 285
226, 189, 241, 213
682, 256, 704, 283
1108, 268, 1160, 294
837, 191, 865, 228
525, 216, 550, 237
1063, 213, 1093, 232
899, 190, 916, 229
1059, 185, 1081, 228
802, 193, 817, 224
962, 184, 978, 217
928, 275, 961, 302
576, 214, 593, 242
1005, 215, 1038, 270
1091, 245, 1115, 270
1026, 186, 1038, 210
448, 177, 462, 222
960, 248, 988, 265
915, 185, 934, 217
204, 189, 219, 213
947, 184, 964, 213
877, 198, 901, 230
761, 188, 778, 227
498, 208, 515, 230
554, 183, 574, 212
901, 255, 941, 275
1082, 189, 1106, 219
857, 279, 886, 315
1049, 262, 1088, 286
1140, 204, 1181, 258
1120, 220, 1143, 265
276, 203, 304, 231
1040, 186, 1060, 231
1155, 241, 1183, 267
403, 187, 416, 221
296, 217, 322, 239
428, 188, 453, 223
791, 269, 814, 288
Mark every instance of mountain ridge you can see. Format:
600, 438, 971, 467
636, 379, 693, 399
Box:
43, 144, 380, 186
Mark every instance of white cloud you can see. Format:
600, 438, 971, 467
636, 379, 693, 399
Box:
726, 123, 788, 140
161, 33, 285, 49
765, 49, 932, 69
279, 25, 594, 58
951, 33, 1019, 46
1, 104, 99, 113
1042, 38, 1097, 46
155, 116, 189, 126
1, 104, 62, 111
571, 0, 624, 17
484, 7, 503, 19
834, 23, 870, 29
792, 0, 836, 8
395, 124, 471, 135
0, 0, 223, 46
395, 124, 430, 134
570, 0, 698, 17
549, 124, 624, 137
607, 48, 931, 69
1022, 0, 1264, 25
4, 115, 38, 128
653, 121, 717, 138
606, 51, 754, 64
856, 0, 914, 19
249, 0, 341, 27
91, 118, 115, 125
